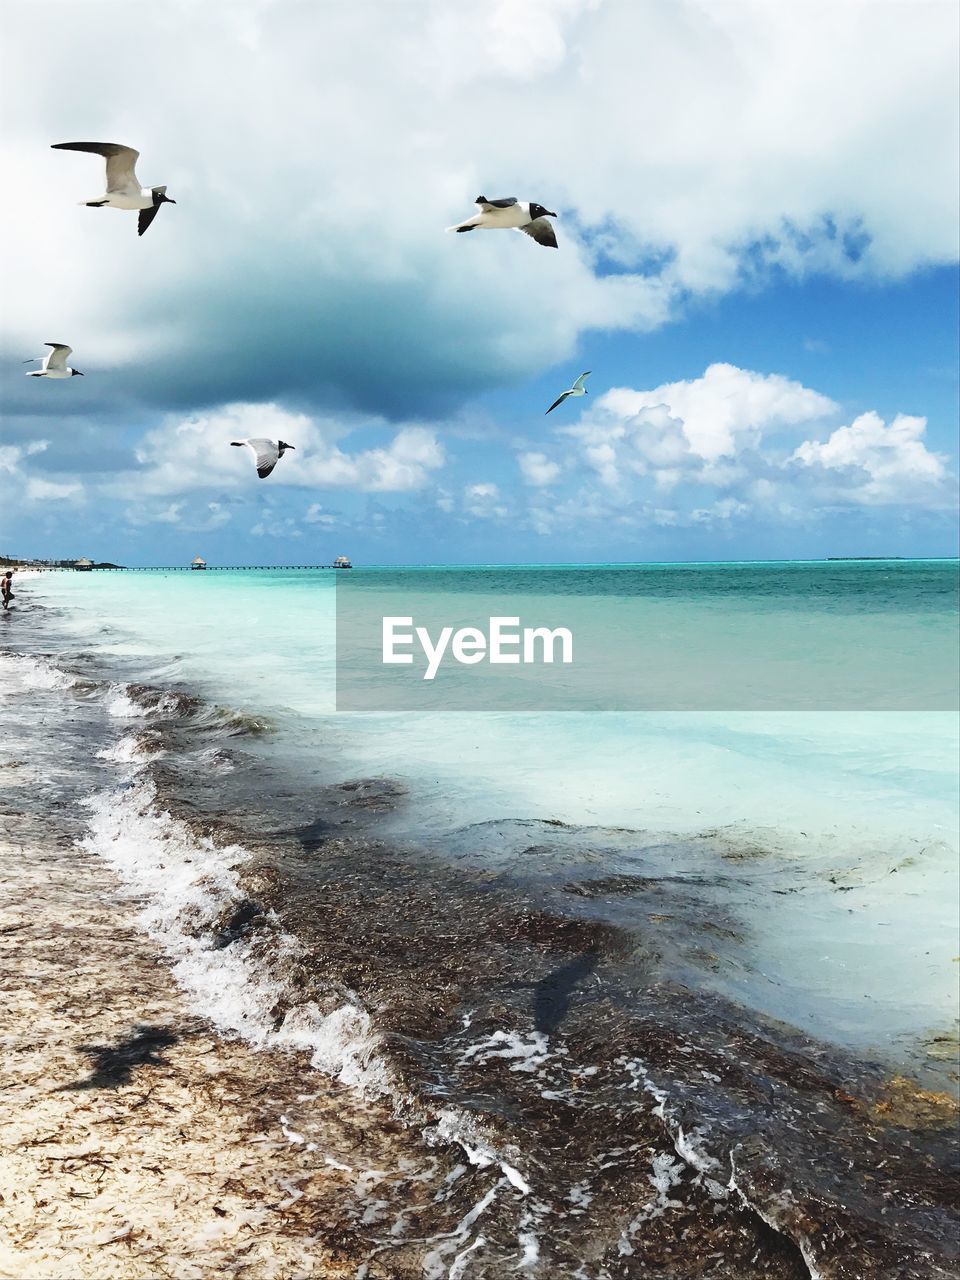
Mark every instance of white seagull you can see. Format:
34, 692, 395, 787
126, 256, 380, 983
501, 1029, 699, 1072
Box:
447, 196, 558, 248
23, 343, 84, 379
51, 142, 176, 236
230, 438, 295, 479
545, 371, 591, 414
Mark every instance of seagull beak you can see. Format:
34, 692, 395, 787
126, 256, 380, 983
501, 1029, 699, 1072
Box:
546, 210, 558, 218
75, 370, 84, 376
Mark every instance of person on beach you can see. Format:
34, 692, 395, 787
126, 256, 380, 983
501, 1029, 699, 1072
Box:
1, 570, 14, 610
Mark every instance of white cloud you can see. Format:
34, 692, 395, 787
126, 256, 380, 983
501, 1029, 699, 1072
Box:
129, 404, 445, 496
304, 504, 337, 526
586, 363, 837, 464
518, 451, 562, 486
127, 501, 184, 526
251, 517, 303, 539
0, 440, 48, 472
124, 500, 232, 530
464, 482, 509, 519
26, 477, 82, 502
537, 363, 954, 527
791, 411, 951, 505
0, 0, 955, 416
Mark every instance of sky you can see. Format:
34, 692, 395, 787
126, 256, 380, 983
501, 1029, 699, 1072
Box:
0, 0, 957, 567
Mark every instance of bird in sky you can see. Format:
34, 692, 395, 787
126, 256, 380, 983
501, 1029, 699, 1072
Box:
230, 438, 296, 479
545, 371, 591, 414
447, 196, 558, 248
23, 343, 84, 379
51, 142, 176, 236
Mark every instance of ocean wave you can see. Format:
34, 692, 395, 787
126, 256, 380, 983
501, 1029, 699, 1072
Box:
96, 730, 164, 764
80, 776, 390, 1095
0, 651, 78, 691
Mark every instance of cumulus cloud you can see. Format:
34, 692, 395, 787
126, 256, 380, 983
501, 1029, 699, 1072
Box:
26, 477, 82, 502
304, 504, 337, 526
584, 363, 838, 464
0, 0, 956, 424
791, 412, 951, 505
0, 439, 48, 472
0, 3, 955, 561
518, 451, 562, 486
124, 499, 233, 530
536, 363, 953, 526
128, 403, 445, 496
464, 482, 509, 519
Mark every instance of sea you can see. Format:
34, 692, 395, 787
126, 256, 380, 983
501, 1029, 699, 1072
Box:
2, 561, 958, 1279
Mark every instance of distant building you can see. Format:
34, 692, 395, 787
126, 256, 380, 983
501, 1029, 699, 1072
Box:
191, 556, 207, 570
75, 558, 94, 572
334, 555, 352, 569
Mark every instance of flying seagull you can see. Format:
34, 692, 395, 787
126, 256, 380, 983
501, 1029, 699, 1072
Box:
51, 142, 176, 236
447, 196, 558, 248
230, 438, 295, 479
23, 343, 83, 379
545, 371, 591, 414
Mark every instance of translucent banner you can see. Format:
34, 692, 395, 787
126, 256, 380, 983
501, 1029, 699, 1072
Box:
335, 563, 959, 711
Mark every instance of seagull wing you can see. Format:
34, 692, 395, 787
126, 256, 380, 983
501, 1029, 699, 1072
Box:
247, 438, 281, 479
52, 142, 141, 197
545, 391, 571, 415
44, 343, 72, 372
138, 204, 161, 236
571, 371, 592, 391
477, 196, 518, 210
520, 217, 558, 248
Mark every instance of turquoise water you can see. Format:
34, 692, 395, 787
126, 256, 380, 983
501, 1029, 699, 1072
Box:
20, 562, 960, 1063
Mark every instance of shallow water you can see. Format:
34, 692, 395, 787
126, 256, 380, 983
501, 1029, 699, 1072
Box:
17, 564, 959, 1064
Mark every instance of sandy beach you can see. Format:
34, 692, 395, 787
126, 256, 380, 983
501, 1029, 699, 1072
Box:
0, 741, 447, 1280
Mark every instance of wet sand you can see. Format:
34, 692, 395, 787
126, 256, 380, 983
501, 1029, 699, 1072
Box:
0, 769, 407, 1280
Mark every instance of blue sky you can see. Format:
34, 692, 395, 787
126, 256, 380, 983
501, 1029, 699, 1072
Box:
1, 0, 957, 566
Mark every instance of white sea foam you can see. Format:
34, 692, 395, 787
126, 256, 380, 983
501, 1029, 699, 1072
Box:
460, 1029, 551, 1074
105, 683, 147, 718
96, 731, 160, 764
80, 777, 390, 1095
427, 1108, 532, 1197
0, 652, 77, 691
617, 1152, 685, 1255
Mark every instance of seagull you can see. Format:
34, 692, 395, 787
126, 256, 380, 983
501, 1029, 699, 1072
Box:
545, 371, 590, 414
51, 142, 176, 236
230, 438, 295, 479
447, 196, 558, 248
23, 343, 84, 379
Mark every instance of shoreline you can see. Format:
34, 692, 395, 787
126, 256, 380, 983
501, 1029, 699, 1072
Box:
2, 595, 957, 1279
0, 730, 421, 1278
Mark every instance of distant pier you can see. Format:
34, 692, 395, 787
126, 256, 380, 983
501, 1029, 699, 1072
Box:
14, 564, 356, 573
85, 564, 352, 571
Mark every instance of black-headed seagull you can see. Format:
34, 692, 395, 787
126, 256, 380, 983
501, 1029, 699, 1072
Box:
447, 196, 558, 248
230, 438, 295, 479
51, 142, 176, 236
24, 343, 83, 379
545, 371, 591, 414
